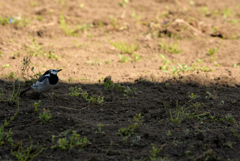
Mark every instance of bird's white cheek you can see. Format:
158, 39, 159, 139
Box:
51, 72, 58, 75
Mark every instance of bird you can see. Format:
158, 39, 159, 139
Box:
20, 69, 62, 99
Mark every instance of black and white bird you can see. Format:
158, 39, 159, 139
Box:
20, 69, 62, 99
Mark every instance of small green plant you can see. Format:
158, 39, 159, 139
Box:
207, 42, 222, 56
11, 138, 44, 161
167, 98, 209, 125
103, 79, 115, 90
119, 0, 129, 7
3, 64, 10, 69
103, 80, 136, 95
0, 51, 3, 57
208, 47, 219, 56
105, 60, 111, 64
51, 131, 89, 150
29, 1, 37, 7
24, 38, 60, 60
78, 24, 93, 33
165, 82, 169, 87
25, 38, 43, 57
9, 82, 20, 102
131, 12, 141, 20
133, 54, 141, 62
187, 92, 197, 99
149, 144, 162, 161
96, 124, 103, 133
0, 82, 20, 102
220, 118, 225, 122
97, 96, 104, 104
118, 113, 143, 142
59, 12, 93, 36
37, 15, 42, 21
205, 91, 213, 99
33, 101, 41, 112
110, 40, 138, 55
0, 99, 19, 146
59, 13, 78, 36
231, 129, 240, 140
171, 64, 192, 75
159, 54, 170, 72
200, 66, 214, 72
225, 114, 234, 122
86, 59, 102, 66
212, 27, 218, 33
109, 16, 117, 28
115, 83, 136, 94
209, 115, 218, 122
69, 86, 81, 97
118, 54, 131, 63
0, 16, 11, 25
167, 130, 172, 136
0, 15, 29, 27
47, 50, 59, 60
39, 110, 52, 124
159, 41, 182, 54
222, 8, 233, 18
3, 71, 16, 80
185, 150, 191, 155
229, 19, 238, 24
69, 86, 104, 103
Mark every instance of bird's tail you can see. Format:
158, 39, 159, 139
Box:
20, 87, 32, 97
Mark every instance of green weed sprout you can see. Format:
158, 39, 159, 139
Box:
69, 86, 104, 103
59, 13, 78, 36
97, 124, 103, 133
207, 42, 222, 56
231, 129, 240, 140
0, 98, 19, 145
118, 54, 132, 63
118, 113, 143, 141
159, 54, 170, 72
225, 114, 234, 122
149, 144, 162, 161
39, 110, 52, 124
103, 80, 115, 90
0, 82, 20, 102
119, 0, 129, 7
167, 98, 209, 125
187, 92, 197, 99
159, 41, 182, 54
51, 131, 89, 150
3, 64, 9, 68
33, 101, 41, 112
11, 138, 44, 161
110, 41, 138, 55
104, 80, 136, 96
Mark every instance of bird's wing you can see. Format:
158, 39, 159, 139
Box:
37, 73, 50, 82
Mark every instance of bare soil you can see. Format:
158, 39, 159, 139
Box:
1, 0, 240, 160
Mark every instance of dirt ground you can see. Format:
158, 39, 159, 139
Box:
1, 0, 240, 160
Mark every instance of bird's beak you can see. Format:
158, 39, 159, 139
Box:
57, 69, 62, 72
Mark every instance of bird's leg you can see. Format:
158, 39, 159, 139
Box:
46, 93, 52, 99
40, 92, 42, 100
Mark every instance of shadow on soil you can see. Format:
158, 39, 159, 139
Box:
1, 75, 240, 161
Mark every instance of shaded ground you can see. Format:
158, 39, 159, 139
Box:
1, 0, 240, 160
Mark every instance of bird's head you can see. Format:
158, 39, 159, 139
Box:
49, 69, 62, 75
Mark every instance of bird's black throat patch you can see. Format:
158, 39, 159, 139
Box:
49, 74, 59, 85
